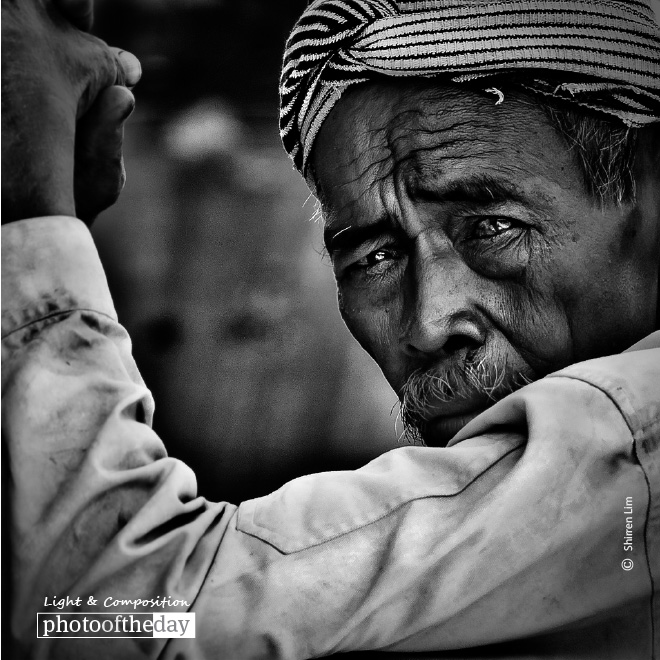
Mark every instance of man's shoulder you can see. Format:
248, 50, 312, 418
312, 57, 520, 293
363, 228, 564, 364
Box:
549, 331, 660, 441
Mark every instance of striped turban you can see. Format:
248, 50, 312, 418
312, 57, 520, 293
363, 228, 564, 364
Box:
279, 0, 660, 181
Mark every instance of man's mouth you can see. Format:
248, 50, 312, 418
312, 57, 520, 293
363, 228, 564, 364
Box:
398, 356, 537, 447
422, 408, 485, 447
412, 393, 495, 447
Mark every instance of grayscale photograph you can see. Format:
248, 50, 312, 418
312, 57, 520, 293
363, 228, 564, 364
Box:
2, 0, 659, 658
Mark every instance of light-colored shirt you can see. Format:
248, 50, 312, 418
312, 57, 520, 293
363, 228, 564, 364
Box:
2, 216, 659, 660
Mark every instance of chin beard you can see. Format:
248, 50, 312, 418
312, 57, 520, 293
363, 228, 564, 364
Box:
397, 354, 536, 446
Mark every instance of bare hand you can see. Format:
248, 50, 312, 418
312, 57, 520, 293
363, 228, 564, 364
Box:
1, 0, 140, 224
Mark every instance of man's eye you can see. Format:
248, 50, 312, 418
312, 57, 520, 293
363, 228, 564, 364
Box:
335, 243, 407, 284
472, 217, 517, 239
357, 248, 396, 269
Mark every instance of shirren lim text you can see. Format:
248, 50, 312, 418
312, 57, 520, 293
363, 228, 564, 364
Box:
624, 496, 633, 552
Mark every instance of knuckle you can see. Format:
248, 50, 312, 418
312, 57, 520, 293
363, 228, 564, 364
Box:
92, 39, 119, 86
74, 41, 119, 114
74, 32, 118, 88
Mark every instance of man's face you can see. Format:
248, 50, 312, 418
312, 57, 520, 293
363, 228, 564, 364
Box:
312, 82, 659, 446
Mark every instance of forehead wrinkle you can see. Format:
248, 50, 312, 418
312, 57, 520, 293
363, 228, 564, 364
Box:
377, 85, 571, 189
322, 151, 394, 233
400, 117, 569, 197
322, 122, 398, 232
409, 145, 518, 190
341, 125, 392, 182
386, 114, 502, 186
389, 115, 492, 152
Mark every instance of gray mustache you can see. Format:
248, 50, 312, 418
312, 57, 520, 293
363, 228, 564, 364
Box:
398, 356, 534, 443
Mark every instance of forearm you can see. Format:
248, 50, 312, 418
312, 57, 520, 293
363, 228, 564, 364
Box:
2, 218, 229, 657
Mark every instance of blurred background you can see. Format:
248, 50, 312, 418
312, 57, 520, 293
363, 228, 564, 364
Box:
91, 0, 399, 503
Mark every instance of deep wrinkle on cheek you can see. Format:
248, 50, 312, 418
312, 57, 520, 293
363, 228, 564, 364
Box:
492, 261, 573, 373
485, 185, 574, 276
338, 261, 402, 308
338, 291, 397, 363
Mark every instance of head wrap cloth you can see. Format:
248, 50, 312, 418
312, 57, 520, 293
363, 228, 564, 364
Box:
279, 0, 660, 182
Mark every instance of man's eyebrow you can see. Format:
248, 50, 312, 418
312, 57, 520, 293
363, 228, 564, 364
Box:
412, 173, 529, 206
323, 220, 393, 256
323, 175, 532, 254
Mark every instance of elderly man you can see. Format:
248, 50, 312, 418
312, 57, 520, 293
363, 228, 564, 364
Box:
2, 1, 659, 659
279, 0, 660, 444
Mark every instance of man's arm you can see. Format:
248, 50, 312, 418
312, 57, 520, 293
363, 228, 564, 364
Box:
3, 216, 658, 658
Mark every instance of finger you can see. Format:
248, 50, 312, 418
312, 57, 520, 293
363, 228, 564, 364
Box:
54, 0, 94, 31
73, 39, 139, 118
74, 85, 135, 224
110, 47, 142, 88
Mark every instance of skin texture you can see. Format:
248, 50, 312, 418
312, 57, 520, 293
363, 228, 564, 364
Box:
312, 81, 660, 446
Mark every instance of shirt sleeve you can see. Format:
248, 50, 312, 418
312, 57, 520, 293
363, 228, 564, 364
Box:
2, 217, 658, 660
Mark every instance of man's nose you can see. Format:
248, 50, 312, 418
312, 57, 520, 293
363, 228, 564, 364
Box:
399, 252, 486, 361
